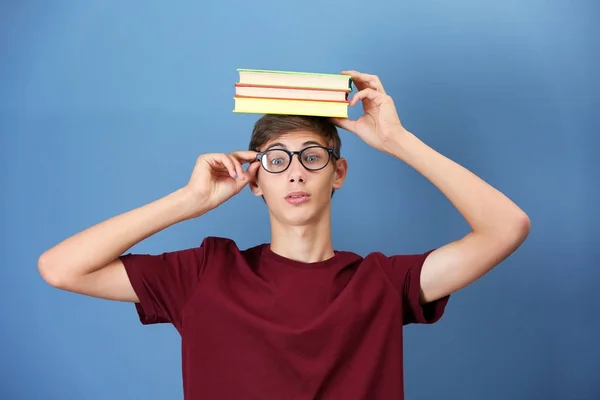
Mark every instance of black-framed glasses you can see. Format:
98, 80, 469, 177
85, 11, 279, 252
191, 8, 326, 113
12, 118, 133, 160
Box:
256, 145, 339, 174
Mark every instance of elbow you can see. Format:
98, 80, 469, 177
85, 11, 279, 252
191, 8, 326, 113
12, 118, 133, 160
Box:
502, 210, 531, 249
479, 210, 530, 251
38, 251, 67, 289
514, 211, 531, 242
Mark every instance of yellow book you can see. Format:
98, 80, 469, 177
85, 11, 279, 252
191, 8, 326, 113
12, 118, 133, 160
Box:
233, 96, 349, 118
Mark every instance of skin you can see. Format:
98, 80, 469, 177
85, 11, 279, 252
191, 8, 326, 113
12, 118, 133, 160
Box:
38, 70, 530, 307
331, 70, 531, 303
249, 132, 348, 264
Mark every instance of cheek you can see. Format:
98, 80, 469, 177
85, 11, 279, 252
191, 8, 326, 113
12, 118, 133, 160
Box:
257, 174, 284, 197
313, 173, 336, 196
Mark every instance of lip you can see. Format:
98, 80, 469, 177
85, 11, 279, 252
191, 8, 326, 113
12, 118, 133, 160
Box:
285, 191, 311, 205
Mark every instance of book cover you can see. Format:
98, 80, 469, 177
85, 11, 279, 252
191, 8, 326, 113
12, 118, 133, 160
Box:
237, 68, 354, 91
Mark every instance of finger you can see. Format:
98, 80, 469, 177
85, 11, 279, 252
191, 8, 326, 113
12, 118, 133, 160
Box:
329, 117, 357, 133
349, 88, 388, 106
342, 70, 386, 94
235, 161, 260, 188
246, 159, 261, 179
230, 150, 259, 164
211, 153, 237, 179
227, 154, 245, 179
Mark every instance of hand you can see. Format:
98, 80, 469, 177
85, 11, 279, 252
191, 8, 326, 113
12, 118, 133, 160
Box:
184, 151, 260, 214
331, 70, 407, 153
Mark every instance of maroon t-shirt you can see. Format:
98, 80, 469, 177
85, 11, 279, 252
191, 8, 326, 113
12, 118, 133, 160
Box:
121, 236, 449, 399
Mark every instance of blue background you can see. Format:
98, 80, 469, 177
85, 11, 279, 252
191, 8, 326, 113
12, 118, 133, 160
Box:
1, 1, 598, 399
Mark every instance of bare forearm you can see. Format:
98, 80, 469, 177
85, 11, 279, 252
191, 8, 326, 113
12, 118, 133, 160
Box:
38, 187, 206, 282
388, 130, 529, 238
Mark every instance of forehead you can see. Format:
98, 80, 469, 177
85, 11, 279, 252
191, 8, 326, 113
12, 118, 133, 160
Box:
261, 130, 328, 151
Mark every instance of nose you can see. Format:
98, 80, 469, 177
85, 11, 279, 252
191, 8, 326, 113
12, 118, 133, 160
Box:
287, 154, 306, 183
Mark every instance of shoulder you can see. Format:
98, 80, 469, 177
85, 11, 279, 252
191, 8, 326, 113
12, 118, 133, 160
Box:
360, 248, 448, 324
198, 236, 239, 252
200, 236, 267, 256
359, 248, 436, 289
195, 236, 270, 269
326, 247, 434, 269
120, 236, 248, 271
360, 248, 435, 268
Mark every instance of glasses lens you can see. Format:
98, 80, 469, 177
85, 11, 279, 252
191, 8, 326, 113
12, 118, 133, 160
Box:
300, 146, 330, 170
262, 149, 290, 172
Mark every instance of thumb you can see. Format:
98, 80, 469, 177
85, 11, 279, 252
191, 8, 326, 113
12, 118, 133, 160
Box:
237, 161, 260, 188
330, 117, 357, 133
246, 160, 261, 180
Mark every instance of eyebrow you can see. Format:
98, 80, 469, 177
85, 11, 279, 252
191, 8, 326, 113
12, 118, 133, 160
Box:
265, 140, 323, 151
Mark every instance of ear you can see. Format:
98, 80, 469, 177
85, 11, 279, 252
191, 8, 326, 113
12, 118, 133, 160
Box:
332, 157, 348, 190
248, 166, 263, 197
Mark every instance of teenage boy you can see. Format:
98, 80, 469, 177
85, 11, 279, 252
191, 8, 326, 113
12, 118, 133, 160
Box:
38, 70, 530, 400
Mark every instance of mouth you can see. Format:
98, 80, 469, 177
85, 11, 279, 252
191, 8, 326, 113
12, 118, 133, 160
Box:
286, 191, 310, 198
285, 191, 311, 204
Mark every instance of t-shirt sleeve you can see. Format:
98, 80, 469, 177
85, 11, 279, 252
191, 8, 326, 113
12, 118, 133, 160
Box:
379, 249, 450, 325
119, 238, 211, 328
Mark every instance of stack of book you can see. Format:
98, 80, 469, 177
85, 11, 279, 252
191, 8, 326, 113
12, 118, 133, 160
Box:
233, 69, 354, 118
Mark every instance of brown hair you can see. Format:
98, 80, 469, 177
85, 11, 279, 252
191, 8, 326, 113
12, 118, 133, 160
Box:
248, 114, 341, 156
248, 114, 343, 198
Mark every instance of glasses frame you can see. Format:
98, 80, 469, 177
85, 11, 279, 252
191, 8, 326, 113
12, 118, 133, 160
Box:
255, 145, 339, 174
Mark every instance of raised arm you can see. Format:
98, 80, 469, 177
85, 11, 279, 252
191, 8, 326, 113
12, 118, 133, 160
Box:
38, 187, 202, 302
38, 151, 259, 302
388, 132, 530, 303
331, 70, 530, 304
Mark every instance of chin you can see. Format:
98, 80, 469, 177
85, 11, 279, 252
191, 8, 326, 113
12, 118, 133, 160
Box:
270, 210, 313, 227
271, 201, 330, 227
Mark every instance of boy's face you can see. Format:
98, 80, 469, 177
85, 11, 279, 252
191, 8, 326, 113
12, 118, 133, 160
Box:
250, 129, 347, 227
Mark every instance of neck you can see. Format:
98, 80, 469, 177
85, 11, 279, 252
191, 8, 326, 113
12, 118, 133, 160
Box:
269, 209, 335, 263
